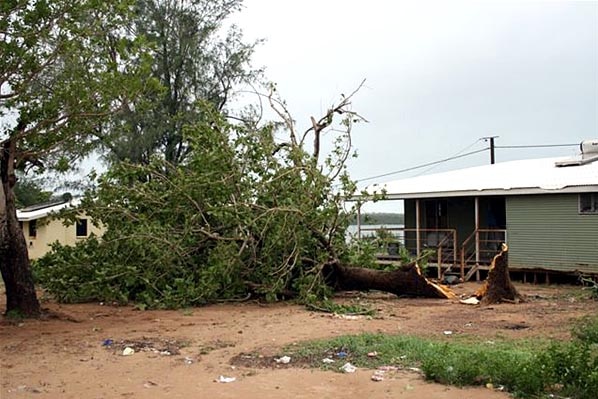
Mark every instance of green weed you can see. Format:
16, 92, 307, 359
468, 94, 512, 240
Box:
287, 318, 598, 399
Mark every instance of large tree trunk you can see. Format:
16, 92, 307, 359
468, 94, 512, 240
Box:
324, 262, 455, 299
0, 138, 41, 317
475, 243, 523, 304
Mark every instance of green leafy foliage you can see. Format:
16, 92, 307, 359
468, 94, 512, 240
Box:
36, 94, 368, 308
103, 0, 261, 167
14, 175, 52, 208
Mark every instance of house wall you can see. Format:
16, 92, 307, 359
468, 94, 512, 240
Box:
506, 193, 598, 273
21, 215, 104, 259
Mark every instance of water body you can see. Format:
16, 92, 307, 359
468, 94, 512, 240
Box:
346, 224, 404, 240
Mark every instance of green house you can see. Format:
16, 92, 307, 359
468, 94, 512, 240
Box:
356, 142, 598, 281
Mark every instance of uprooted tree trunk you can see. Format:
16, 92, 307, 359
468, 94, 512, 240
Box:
475, 243, 523, 304
324, 262, 456, 299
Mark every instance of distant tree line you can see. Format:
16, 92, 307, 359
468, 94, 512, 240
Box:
349, 213, 404, 225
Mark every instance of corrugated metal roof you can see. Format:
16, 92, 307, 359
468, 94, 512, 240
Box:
17, 198, 81, 221
364, 156, 598, 199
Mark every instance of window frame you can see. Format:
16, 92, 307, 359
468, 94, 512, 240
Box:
28, 220, 37, 238
579, 193, 598, 215
75, 218, 88, 237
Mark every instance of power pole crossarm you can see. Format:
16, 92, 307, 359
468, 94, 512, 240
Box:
482, 136, 499, 164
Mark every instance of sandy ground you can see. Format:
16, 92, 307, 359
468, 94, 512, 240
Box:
1, 282, 597, 399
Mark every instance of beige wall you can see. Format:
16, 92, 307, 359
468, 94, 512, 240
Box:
20, 215, 104, 259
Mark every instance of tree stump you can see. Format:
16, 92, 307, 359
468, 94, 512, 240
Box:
324, 262, 455, 299
475, 243, 523, 304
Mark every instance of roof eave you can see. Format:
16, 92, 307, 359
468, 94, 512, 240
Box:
352, 185, 598, 201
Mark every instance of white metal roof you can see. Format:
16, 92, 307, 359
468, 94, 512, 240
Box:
17, 199, 80, 221
364, 156, 598, 199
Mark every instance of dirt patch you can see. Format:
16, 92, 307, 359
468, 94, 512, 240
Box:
102, 336, 189, 356
1, 282, 597, 399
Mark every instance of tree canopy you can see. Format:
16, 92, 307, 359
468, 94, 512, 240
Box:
100, 0, 260, 166
1, 0, 152, 316
14, 174, 51, 208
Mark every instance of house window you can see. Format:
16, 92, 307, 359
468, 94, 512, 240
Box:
579, 193, 598, 214
76, 219, 88, 237
28, 220, 37, 238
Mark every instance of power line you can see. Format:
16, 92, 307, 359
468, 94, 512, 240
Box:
495, 143, 578, 149
414, 138, 485, 176
356, 147, 489, 183
355, 141, 579, 185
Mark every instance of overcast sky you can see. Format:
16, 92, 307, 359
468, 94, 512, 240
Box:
233, 0, 597, 193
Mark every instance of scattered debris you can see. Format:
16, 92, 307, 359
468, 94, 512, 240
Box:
143, 381, 158, 388
367, 351, 378, 357
104, 337, 186, 356
9, 385, 43, 394
275, 356, 291, 364
371, 370, 385, 381
442, 274, 461, 285
340, 362, 357, 373
216, 376, 236, 383
322, 358, 335, 364
183, 356, 194, 365
336, 351, 348, 358
443, 330, 453, 336
370, 365, 403, 382
460, 297, 480, 305
122, 347, 135, 356
334, 314, 363, 320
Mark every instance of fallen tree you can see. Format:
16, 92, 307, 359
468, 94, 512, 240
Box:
475, 243, 524, 304
35, 84, 457, 308
325, 262, 455, 299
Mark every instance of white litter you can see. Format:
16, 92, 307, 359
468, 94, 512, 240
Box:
334, 314, 362, 320
340, 362, 357, 373
122, 347, 135, 356
275, 356, 291, 364
460, 297, 480, 305
322, 358, 335, 364
443, 330, 453, 335
371, 371, 385, 382
216, 376, 236, 383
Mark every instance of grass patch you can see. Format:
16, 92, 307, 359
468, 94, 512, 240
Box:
285, 317, 598, 399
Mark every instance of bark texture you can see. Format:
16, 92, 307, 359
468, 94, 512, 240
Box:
325, 262, 455, 299
475, 243, 523, 305
0, 138, 41, 317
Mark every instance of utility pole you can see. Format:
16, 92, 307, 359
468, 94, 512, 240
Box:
482, 136, 499, 164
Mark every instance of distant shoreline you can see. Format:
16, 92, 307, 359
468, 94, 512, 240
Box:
348, 212, 404, 225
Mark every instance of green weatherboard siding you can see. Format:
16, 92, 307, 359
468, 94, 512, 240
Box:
506, 194, 598, 273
